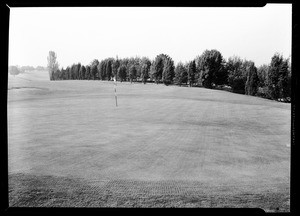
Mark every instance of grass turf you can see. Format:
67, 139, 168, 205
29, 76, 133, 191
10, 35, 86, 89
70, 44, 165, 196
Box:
9, 173, 289, 210
7, 72, 290, 211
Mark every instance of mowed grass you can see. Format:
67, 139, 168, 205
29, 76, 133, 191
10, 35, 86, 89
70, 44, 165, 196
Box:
7, 72, 291, 211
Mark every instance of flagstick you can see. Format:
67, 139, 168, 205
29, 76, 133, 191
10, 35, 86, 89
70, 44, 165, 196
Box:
114, 76, 118, 107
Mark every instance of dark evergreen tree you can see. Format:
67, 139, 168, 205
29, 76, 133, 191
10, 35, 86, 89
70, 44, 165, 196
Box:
227, 56, 247, 93
278, 59, 289, 99
152, 54, 165, 84
257, 64, 268, 88
140, 57, 151, 84
118, 65, 127, 82
174, 63, 187, 86
79, 65, 86, 80
90, 59, 99, 67
76, 63, 81, 80
214, 60, 228, 86
129, 65, 137, 83
162, 56, 175, 85
287, 60, 291, 99
55, 69, 61, 80
85, 65, 91, 80
99, 60, 107, 80
187, 60, 196, 87
97, 62, 102, 80
106, 59, 113, 81
91, 65, 98, 80
65, 67, 70, 80
90, 59, 99, 80
69, 64, 74, 80
266, 53, 290, 100
149, 64, 155, 82
140, 64, 149, 84
59, 67, 64, 80
244, 61, 259, 96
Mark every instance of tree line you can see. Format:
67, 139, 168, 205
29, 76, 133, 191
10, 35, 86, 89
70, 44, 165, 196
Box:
8, 65, 47, 76
48, 50, 291, 102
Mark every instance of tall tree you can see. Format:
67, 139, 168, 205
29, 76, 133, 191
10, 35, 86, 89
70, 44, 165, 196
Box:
70, 64, 76, 80
187, 60, 196, 87
140, 57, 151, 84
174, 63, 187, 86
196, 49, 224, 88
90, 59, 99, 68
91, 65, 98, 80
59, 67, 64, 80
140, 64, 149, 84
257, 64, 268, 88
287, 59, 292, 99
106, 59, 113, 81
214, 60, 228, 86
79, 65, 86, 80
152, 54, 165, 84
267, 53, 290, 100
278, 58, 290, 99
75, 63, 81, 80
162, 56, 175, 85
47, 51, 59, 81
65, 66, 70, 80
53, 69, 60, 80
149, 63, 155, 82
90, 59, 99, 80
135, 57, 143, 80
99, 60, 107, 80
112, 58, 120, 80
97, 62, 102, 80
129, 65, 137, 83
85, 65, 91, 80
227, 56, 247, 93
118, 65, 127, 82
244, 61, 259, 96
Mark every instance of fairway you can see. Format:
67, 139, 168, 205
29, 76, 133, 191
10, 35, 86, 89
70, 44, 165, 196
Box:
7, 73, 291, 211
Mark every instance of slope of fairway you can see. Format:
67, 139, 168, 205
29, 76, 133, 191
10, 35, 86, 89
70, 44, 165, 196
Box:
7, 76, 290, 211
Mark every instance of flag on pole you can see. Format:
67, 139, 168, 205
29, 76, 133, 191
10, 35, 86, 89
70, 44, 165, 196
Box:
114, 76, 118, 107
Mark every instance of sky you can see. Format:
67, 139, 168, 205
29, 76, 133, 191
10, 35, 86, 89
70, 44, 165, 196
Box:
9, 4, 292, 68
